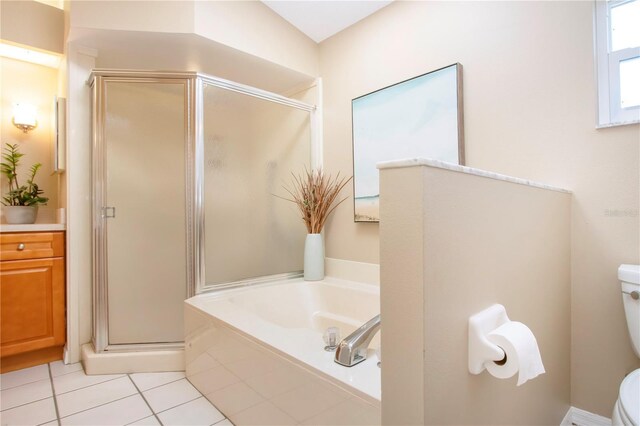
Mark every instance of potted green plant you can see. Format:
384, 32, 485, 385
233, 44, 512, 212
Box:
1, 143, 49, 224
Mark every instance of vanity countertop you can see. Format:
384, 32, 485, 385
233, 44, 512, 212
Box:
0, 223, 66, 233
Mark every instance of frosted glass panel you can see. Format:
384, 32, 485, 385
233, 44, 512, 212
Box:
620, 56, 640, 108
610, 0, 640, 51
203, 84, 310, 286
105, 82, 187, 344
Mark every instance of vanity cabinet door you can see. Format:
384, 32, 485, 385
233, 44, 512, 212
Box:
0, 257, 65, 357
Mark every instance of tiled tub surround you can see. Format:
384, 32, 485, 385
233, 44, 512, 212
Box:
185, 278, 381, 425
0, 361, 232, 425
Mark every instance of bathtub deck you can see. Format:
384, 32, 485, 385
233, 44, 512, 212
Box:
185, 277, 381, 425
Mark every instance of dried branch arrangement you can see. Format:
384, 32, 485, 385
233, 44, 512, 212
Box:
277, 169, 352, 234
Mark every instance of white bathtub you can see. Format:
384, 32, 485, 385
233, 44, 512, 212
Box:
184, 277, 381, 425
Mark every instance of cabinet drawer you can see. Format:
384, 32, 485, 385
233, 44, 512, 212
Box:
0, 232, 64, 261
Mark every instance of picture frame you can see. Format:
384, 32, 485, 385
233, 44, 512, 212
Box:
351, 63, 465, 222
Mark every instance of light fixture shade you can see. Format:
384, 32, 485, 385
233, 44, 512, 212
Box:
13, 103, 38, 133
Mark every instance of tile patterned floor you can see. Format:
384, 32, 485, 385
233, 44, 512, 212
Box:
0, 362, 233, 426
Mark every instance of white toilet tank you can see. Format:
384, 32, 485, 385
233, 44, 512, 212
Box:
619, 264, 640, 358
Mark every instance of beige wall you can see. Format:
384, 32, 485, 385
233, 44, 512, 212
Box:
320, 1, 639, 415
65, 44, 96, 361
380, 163, 572, 425
69, 0, 318, 78
0, 57, 59, 220
0, 1, 64, 54
69, 1, 194, 35
194, 1, 318, 78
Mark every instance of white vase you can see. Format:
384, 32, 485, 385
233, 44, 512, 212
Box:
3, 206, 38, 224
304, 233, 324, 281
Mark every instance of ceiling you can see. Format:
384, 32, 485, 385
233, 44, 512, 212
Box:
262, 1, 393, 43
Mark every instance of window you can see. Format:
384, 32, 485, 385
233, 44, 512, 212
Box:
595, 0, 640, 127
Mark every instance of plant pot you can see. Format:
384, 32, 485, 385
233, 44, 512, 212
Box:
3, 206, 38, 224
304, 233, 324, 281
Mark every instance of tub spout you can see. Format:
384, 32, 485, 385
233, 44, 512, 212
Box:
335, 314, 380, 367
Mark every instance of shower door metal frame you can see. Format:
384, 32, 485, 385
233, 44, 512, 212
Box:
90, 70, 198, 353
91, 69, 319, 353
194, 73, 320, 294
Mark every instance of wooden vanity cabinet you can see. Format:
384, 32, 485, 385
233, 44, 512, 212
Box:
0, 231, 66, 373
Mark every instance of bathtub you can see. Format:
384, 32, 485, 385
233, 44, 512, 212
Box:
184, 277, 381, 425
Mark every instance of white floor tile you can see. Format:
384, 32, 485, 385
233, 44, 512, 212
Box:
0, 378, 53, 411
127, 416, 160, 425
214, 419, 234, 426
129, 371, 185, 392
60, 394, 152, 425
39, 421, 59, 426
56, 376, 137, 418
0, 397, 57, 425
143, 379, 201, 414
157, 397, 224, 426
230, 401, 296, 426
0, 365, 50, 390
49, 361, 84, 378
53, 370, 123, 394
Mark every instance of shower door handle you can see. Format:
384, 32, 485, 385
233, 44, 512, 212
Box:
103, 207, 116, 218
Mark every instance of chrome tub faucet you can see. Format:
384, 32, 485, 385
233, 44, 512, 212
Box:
334, 314, 381, 367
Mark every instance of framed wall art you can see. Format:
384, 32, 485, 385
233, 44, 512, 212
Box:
352, 63, 465, 222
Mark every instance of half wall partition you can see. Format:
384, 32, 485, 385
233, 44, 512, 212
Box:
90, 70, 317, 353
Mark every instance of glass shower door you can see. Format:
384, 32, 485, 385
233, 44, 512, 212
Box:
201, 83, 312, 289
98, 79, 189, 347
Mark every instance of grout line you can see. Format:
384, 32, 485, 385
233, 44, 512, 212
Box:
150, 377, 225, 418
0, 363, 54, 391
183, 377, 237, 422
127, 374, 163, 425
49, 363, 84, 380
152, 392, 202, 416
124, 415, 158, 426
47, 363, 62, 426
132, 375, 186, 393
200, 385, 255, 421
57, 393, 137, 421
0, 394, 53, 413
54, 375, 125, 396
0, 378, 49, 392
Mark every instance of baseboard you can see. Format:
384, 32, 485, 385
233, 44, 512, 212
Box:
325, 257, 379, 285
81, 343, 184, 375
561, 406, 611, 426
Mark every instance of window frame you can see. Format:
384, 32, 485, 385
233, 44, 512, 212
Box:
594, 0, 640, 128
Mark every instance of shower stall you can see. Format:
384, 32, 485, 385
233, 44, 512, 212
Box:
90, 70, 318, 353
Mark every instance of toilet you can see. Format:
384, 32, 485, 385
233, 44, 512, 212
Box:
612, 264, 640, 426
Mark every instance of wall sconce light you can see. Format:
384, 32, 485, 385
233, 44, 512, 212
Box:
12, 103, 38, 133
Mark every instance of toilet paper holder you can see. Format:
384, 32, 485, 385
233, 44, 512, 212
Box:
468, 304, 509, 375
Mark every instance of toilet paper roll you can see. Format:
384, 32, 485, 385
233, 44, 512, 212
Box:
484, 321, 545, 386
